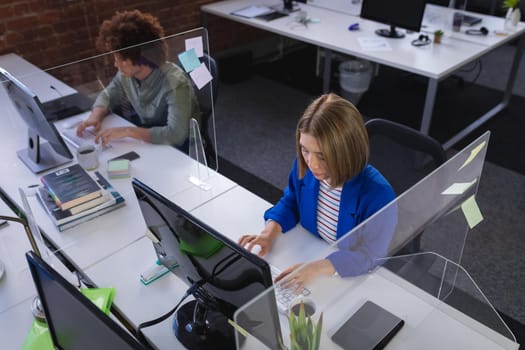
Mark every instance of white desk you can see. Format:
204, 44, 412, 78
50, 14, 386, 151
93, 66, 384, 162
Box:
0, 53, 237, 271
201, 0, 525, 149
83, 182, 518, 349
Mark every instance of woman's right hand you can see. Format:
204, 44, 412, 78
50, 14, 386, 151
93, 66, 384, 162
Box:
238, 233, 272, 257
238, 220, 282, 257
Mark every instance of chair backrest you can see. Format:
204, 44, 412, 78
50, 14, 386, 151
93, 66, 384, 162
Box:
365, 118, 447, 196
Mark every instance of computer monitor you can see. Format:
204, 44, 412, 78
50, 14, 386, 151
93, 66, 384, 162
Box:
0, 67, 73, 173
360, 0, 428, 38
132, 178, 283, 349
25, 251, 148, 350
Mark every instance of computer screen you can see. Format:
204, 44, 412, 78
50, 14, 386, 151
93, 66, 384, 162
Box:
0, 66, 73, 173
25, 251, 148, 350
132, 178, 283, 349
360, 0, 427, 38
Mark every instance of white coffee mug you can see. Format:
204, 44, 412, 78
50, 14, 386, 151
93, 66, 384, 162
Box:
76, 144, 99, 170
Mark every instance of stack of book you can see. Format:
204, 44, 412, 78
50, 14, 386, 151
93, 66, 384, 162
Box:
37, 164, 125, 231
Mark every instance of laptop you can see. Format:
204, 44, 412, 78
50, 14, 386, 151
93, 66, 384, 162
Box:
42, 92, 93, 121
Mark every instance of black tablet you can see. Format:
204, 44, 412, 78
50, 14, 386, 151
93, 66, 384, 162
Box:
331, 301, 404, 350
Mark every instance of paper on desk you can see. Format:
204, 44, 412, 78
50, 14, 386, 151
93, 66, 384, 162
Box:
441, 178, 477, 195
231, 5, 274, 18
358, 37, 392, 51
185, 37, 204, 57
190, 63, 213, 89
461, 195, 483, 229
178, 48, 201, 73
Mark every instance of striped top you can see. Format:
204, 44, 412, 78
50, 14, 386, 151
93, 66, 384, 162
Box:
317, 180, 342, 243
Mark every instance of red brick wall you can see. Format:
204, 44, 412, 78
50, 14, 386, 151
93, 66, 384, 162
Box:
0, 0, 267, 69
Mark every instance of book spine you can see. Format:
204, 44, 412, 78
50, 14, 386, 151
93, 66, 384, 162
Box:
58, 201, 126, 232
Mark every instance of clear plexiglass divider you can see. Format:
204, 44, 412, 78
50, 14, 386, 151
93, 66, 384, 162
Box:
3, 26, 218, 177
233, 131, 518, 349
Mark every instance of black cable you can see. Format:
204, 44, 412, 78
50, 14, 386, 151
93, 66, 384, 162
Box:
135, 281, 203, 344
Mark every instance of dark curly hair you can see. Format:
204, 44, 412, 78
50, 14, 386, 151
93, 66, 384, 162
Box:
96, 9, 166, 67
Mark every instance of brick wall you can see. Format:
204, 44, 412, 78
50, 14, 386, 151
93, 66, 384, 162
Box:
0, 0, 267, 69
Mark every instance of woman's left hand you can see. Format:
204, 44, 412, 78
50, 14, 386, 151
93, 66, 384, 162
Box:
274, 259, 336, 292
95, 127, 129, 146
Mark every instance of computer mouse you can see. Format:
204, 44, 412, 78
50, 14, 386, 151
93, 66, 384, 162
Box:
62, 119, 81, 129
249, 244, 262, 255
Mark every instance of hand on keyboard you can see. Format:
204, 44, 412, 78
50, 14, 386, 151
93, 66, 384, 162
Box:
271, 265, 311, 315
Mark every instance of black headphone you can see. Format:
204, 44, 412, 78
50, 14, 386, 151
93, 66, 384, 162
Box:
411, 34, 431, 47
466, 27, 489, 36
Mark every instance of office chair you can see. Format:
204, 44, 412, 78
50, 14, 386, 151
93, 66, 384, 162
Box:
193, 53, 219, 169
365, 118, 446, 251
365, 118, 447, 289
366, 118, 447, 196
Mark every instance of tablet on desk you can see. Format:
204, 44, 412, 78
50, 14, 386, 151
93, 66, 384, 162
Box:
331, 301, 404, 350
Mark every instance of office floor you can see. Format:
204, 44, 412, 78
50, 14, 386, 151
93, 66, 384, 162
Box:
213, 41, 525, 337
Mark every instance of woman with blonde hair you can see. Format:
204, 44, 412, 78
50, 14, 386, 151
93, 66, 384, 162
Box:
239, 93, 395, 288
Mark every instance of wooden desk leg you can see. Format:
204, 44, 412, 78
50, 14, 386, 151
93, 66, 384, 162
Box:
322, 48, 333, 93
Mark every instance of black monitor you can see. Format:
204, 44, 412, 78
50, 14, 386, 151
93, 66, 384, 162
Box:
25, 251, 148, 350
0, 67, 73, 173
360, 0, 428, 38
132, 178, 283, 350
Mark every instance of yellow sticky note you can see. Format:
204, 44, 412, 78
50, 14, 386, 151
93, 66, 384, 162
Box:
228, 319, 248, 337
461, 195, 483, 229
459, 141, 486, 171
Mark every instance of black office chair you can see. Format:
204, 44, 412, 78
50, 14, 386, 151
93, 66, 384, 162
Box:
365, 118, 447, 288
365, 118, 447, 196
193, 53, 219, 169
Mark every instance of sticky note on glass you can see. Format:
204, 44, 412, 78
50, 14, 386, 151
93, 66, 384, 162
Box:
189, 63, 213, 89
441, 178, 477, 195
461, 195, 483, 229
459, 140, 486, 171
185, 37, 204, 58
178, 48, 201, 73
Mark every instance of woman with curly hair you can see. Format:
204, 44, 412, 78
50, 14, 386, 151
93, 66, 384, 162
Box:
77, 9, 200, 150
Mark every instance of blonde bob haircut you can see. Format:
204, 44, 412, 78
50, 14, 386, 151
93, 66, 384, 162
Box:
296, 93, 369, 187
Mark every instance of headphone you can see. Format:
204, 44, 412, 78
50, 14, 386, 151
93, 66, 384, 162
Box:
466, 27, 489, 36
411, 34, 431, 47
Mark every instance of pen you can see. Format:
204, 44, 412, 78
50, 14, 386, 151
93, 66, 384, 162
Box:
348, 23, 360, 31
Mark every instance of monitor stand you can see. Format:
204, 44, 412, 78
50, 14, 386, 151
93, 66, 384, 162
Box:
173, 300, 235, 349
17, 130, 71, 174
375, 25, 405, 39
275, 0, 300, 14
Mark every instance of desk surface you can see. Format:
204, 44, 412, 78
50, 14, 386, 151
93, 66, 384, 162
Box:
202, 1, 525, 79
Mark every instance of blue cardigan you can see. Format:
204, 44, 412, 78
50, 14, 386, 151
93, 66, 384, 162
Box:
264, 160, 396, 277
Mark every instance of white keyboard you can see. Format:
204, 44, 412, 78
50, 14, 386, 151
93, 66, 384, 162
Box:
60, 129, 111, 151
270, 265, 311, 315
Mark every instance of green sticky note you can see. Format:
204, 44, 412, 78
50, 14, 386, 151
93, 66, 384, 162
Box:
461, 195, 483, 229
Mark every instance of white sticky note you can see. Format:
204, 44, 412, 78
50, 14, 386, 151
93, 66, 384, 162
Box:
189, 63, 213, 90
441, 178, 477, 195
461, 195, 483, 229
185, 37, 204, 58
357, 37, 392, 51
459, 141, 486, 171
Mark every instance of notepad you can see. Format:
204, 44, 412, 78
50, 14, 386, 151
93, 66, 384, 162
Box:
107, 159, 130, 179
231, 5, 274, 18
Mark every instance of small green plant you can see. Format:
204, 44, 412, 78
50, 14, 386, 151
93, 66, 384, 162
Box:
434, 29, 444, 36
288, 302, 323, 350
503, 0, 520, 9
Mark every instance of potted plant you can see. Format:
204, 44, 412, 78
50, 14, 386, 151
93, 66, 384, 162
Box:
287, 302, 323, 350
433, 29, 444, 44
503, 0, 521, 29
